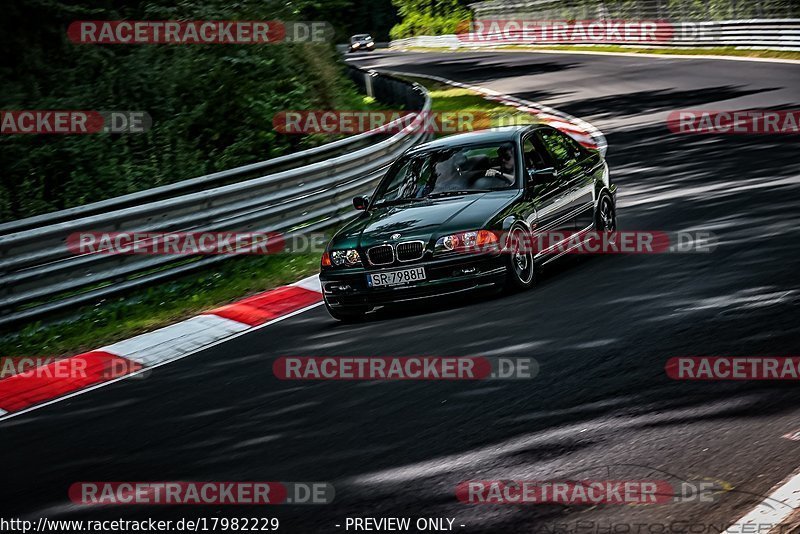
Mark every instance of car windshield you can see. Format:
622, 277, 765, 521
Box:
352, 35, 372, 42
372, 143, 518, 206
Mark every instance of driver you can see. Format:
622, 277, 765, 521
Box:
483, 143, 515, 184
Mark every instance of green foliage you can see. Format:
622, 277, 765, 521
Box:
0, 0, 377, 223
388, 0, 800, 39
389, 0, 471, 39
478, 0, 800, 20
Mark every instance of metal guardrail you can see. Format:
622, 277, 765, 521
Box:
471, 0, 800, 21
0, 67, 431, 327
392, 19, 800, 51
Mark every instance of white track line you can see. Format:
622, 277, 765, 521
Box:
0, 301, 324, 424
723, 470, 800, 533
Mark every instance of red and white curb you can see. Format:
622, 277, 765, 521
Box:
0, 275, 323, 421
372, 68, 607, 155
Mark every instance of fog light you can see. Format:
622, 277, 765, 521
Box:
325, 283, 353, 294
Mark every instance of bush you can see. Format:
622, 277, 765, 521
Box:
0, 0, 373, 223
389, 0, 471, 39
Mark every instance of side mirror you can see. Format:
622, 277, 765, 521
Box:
352, 195, 370, 211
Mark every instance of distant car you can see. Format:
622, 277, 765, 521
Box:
319, 125, 616, 321
348, 34, 375, 53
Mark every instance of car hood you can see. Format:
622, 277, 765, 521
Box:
333, 190, 519, 249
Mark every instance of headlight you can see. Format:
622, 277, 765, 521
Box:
330, 249, 362, 266
435, 230, 499, 254
366, 42, 374, 47
352, 43, 361, 48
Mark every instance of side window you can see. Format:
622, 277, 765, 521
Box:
538, 128, 579, 171
523, 134, 561, 195
522, 137, 547, 172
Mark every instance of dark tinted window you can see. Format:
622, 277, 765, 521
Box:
522, 137, 548, 171
538, 128, 580, 170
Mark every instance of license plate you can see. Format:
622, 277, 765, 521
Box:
368, 267, 426, 287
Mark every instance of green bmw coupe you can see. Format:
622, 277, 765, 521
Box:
319, 125, 616, 321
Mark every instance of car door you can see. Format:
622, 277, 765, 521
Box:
536, 127, 594, 232
549, 128, 601, 231
522, 132, 574, 256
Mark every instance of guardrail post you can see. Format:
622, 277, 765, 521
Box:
366, 70, 375, 98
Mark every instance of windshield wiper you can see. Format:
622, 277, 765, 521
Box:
374, 197, 429, 207
427, 189, 491, 199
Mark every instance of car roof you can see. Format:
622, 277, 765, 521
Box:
406, 125, 539, 154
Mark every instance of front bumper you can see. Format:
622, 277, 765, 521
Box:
321, 253, 506, 308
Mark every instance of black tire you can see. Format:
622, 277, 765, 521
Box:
324, 300, 369, 322
596, 193, 617, 231
503, 226, 536, 291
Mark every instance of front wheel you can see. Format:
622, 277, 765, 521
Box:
324, 300, 369, 322
596, 194, 617, 231
503, 226, 536, 291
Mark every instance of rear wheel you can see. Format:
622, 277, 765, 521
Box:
503, 226, 536, 291
324, 300, 369, 322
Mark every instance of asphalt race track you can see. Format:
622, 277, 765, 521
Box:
3, 50, 800, 532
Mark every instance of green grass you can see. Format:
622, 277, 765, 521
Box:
0, 252, 320, 358
0, 79, 522, 359
401, 76, 537, 136
404, 44, 800, 61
